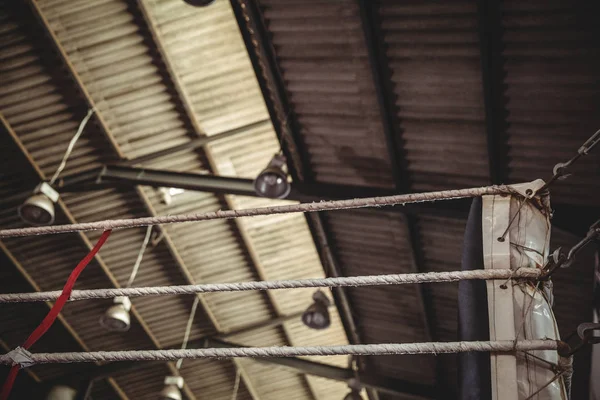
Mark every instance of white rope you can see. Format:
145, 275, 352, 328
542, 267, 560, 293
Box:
125, 226, 153, 288
0, 268, 542, 303
0, 184, 514, 238
49, 109, 95, 185
176, 296, 199, 370
0, 340, 559, 366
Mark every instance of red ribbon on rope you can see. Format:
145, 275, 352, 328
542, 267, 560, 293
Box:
1, 230, 112, 399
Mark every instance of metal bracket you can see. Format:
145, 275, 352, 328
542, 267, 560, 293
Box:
543, 219, 600, 279
559, 323, 600, 357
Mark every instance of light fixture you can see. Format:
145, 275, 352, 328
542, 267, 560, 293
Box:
158, 187, 186, 205
343, 376, 364, 400
18, 182, 59, 226
183, 0, 215, 6
46, 385, 76, 400
160, 376, 184, 400
253, 154, 291, 199
302, 290, 331, 330
100, 296, 132, 332
343, 389, 364, 400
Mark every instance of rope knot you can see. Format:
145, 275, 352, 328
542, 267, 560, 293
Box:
6, 347, 34, 369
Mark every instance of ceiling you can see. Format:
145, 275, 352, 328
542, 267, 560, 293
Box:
1, 0, 599, 399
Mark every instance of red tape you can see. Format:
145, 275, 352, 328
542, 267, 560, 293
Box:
1, 230, 112, 400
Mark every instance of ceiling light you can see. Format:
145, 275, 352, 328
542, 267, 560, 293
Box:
160, 376, 184, 400
343, 389, 364, 400
46, 385, 76, 400
183, 0, 215, 6
169, 187, 185, 196
100, 296, 132, 332
18, 182, 59, 226
302, 290, 331, 330
253, 154, 291, 199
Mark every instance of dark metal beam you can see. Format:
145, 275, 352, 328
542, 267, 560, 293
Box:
477, 0, 509, 185
357, 0, 441, 392
43, 312, 307, 387
357, 0, 408, 192
120, 119, 270, 167
21, 163, 596, 237
229, 0, 310, 182
229, 2, 382, 398
205, 338, 436, 399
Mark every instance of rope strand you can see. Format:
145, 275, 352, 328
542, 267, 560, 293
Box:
0, 268, 542, 303
0, 184, 513, 238
0, 340, 559, 366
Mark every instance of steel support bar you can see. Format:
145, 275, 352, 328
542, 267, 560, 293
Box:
229, 0, 309, 182
229, 8, 385, 399
357, 0, 408, 191
205, 338, 435, 399
477, 0, 509, 184
357, 1, 440, 392
45, 165, 600, 237
120, 119, 270, 167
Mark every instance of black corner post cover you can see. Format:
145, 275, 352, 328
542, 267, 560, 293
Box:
458, 197, 492, 400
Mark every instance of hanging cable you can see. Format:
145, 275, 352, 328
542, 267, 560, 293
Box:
126, 226, 153, 288
175, 296, 199, 370
48, 109, 95, 186
0, 184, 515, 238
0, 268, 542, 303
230, 368, 241, 400
0, 230, 112, 400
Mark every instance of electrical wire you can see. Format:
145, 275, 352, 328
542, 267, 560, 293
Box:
48, 109, 95, 186
230, 368, 241, 400
125, 226, 153, 288
175, 296, 199, 370
0, 184, 516, 238
0, 230, 112, 400
0, 268, 542, 303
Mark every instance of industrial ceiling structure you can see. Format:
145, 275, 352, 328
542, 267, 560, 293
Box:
1, 0, 599, 399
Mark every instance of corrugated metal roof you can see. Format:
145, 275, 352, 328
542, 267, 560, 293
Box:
1, 0, 599, 398
326, 210, 435, 387
379, 0, 490, 191
502, 0, 600, 205
260, 0, 395, 189
0, 0, 352, 398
